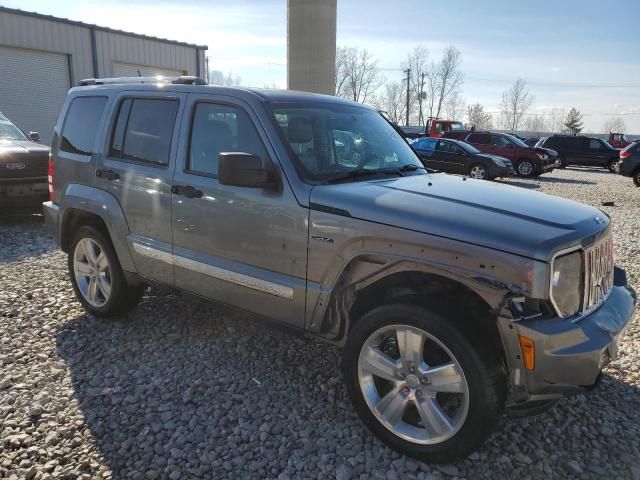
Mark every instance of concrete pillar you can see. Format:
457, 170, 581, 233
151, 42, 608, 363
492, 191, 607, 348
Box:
287, 0, 337, 95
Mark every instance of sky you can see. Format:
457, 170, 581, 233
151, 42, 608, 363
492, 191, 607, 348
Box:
4, 0, 640, 132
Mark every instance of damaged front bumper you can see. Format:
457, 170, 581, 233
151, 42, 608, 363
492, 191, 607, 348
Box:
499, 266, 636, 411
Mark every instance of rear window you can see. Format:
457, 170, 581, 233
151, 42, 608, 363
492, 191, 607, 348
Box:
60, 96, 108, 155
110, 98, 179, 165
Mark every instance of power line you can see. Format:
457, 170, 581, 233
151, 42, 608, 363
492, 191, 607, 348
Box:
464, 76, 640, 89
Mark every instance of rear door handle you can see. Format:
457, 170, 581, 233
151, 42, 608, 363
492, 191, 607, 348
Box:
96, 169, 120, 181
171, 185, 203, 199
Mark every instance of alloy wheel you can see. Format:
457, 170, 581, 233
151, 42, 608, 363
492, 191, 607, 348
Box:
517, 161, 534, 176
73, 238, 112, 308
357, 325, 470, 445
469, 166, 487, 180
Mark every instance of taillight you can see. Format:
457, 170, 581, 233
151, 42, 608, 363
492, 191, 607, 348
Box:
48, 152, 55, 202
620, 150, 631, 159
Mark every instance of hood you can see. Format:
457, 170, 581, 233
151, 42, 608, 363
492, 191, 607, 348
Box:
537, 147, 558, 157
475, 152, 511, 163
0, 140, 50, 155
310, 174, 608, 261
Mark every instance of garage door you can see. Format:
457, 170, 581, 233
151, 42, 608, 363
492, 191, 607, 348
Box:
112, 62, 186, 78
0, 45, 70, 145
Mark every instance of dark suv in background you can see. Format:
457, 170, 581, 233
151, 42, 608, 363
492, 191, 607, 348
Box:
444, 131, 557, 177
536, 135, 620, 171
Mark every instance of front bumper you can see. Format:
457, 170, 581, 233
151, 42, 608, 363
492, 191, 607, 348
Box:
501, 267, 635, 405
488, 162, 515, 178
539, 160, 556, 173
0, 178, 48, 205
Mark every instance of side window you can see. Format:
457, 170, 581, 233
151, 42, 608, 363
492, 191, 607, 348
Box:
110, 98, 179, 165
490, 135, 509, 147
468, 133, 490, 144
189, 103, 268, 176
589, 139, 603, 150
60, 96, 108, 156
435, 140, 449, 152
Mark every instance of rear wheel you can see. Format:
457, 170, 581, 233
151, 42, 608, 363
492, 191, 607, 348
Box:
515, 159, 535, 177
468, 164, 488, 180
68, 226, 144, 317
633, 168, 640, 187
343, 304, 506, 463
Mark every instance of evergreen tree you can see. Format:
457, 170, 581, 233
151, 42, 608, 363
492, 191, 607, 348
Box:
564, 108, 583, 134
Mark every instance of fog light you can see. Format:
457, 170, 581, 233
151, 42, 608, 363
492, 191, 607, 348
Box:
518, 335, 535, 370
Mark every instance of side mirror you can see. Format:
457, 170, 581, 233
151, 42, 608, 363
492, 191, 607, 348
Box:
29, 131, 40, 142
218, 152, 277, 189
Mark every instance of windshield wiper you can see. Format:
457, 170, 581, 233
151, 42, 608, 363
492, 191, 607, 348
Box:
323, 164, 425, 184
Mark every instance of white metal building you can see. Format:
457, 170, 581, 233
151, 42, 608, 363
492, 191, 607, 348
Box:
0, 7, 208, 144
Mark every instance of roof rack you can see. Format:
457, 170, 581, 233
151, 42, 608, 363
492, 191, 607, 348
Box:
77, 76, 206, 86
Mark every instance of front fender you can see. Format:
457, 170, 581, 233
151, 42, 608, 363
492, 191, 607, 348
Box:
305, 210, 548, 342
60, 184, 137, 273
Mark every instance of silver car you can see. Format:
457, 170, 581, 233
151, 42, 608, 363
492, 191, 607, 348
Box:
43, 76, 635, 463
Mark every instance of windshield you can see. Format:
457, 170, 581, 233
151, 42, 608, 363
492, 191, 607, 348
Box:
504, 133, 529, 148
449, 122, 464, 131
271, 103, 425, 182
0, 117, 28, 142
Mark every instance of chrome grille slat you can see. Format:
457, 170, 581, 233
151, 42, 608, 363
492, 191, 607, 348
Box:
582, 235, 614, 315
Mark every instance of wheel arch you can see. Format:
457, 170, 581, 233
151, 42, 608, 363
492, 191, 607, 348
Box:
59, 184, 137, 273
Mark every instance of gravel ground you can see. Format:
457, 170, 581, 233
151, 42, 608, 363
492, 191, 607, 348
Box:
1, 167, 639, 480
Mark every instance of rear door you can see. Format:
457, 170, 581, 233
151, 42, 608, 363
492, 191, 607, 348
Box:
465, 133, 491, 154
95, 91, 186, 285
564, 137, 585, 164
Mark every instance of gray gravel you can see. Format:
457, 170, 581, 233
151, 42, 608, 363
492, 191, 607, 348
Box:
1, 167, 640, 480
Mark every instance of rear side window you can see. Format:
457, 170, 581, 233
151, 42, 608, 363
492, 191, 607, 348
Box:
188, 103, 267, 176
467, 133, 490, 144
543, 137, 562, 148
565, 137, 584, 149
60, 96, 108, 156
110, 98, 179, 165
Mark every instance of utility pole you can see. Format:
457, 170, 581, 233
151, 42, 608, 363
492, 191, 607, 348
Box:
404, 68, 411, 126
419, 72, 425, 126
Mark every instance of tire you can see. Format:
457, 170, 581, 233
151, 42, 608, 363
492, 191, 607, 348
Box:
343, 304, 506, 463
467, 164, 488, 180
633, 168, 640, 187
606, 159, 618, 173
557, 157, 567, 169
68, 225, 144, 317
515, 159, 536, 177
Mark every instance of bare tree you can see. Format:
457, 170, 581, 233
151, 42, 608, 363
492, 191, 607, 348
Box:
374, 81, 406, 125
402, 46, 429, 125
334, 46, 382, 103
501, 78, 535, 130
602, 117, 626, 133
524, 115, 546, 133
434, 46, 464, 119
466, 103, 493, 129
443, 91, 465, 120
209, 70, 241, 86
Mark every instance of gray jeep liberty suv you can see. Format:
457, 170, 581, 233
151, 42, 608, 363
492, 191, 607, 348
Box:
43, 76, 635, 463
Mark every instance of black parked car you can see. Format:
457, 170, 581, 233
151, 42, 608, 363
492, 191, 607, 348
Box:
411, 137, 514, 180
616, 141, 640, 186
536, 135, 620, 171
524, 137, 540, 147
0, 113, 49, 207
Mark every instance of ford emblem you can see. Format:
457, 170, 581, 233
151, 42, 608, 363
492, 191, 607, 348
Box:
5, 162, 26, 170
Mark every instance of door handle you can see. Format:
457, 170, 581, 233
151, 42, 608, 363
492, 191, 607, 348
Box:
171, 185, 203, 199
96, 169, 120, 181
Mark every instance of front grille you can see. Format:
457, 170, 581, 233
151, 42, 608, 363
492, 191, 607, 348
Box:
0, 153, 48, 179
583, 235, 614, 314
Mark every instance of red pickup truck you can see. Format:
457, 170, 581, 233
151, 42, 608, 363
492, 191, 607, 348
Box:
400, 118, 465, 139
444, 130, 558, 177
608, 132, 632, 149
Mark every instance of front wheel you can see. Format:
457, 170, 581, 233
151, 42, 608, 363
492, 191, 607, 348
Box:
343, 304, 506, 463
468, 164, 488, 180
515, 159, 536, 177
607, 159, 618, 173
557, 157, 567, 169
633, 169, 640, 187
68, 226, 144, 317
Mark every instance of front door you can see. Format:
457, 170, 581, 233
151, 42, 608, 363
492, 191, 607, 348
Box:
95, 91, 186, 285
433, 140, 466, 174
170, 94, 308, 328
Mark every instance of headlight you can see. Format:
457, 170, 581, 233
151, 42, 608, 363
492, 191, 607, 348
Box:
536, 153, 548, 160
550, 251, 583, 318
491, 157, 507, 167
